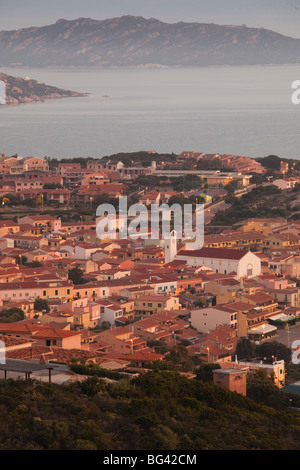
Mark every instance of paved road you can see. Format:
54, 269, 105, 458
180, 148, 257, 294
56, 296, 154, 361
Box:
204, 201, 231, 224
265, 323, 300, 349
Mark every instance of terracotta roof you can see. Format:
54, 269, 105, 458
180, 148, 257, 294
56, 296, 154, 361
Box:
178, 247, 250, 260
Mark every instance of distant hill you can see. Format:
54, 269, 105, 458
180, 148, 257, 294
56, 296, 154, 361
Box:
0, 72, 88, 104
0, 16, 300, 68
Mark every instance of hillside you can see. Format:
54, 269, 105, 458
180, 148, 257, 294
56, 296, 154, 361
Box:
0, 370, 299, 450
0, 72, 88, 104
0, 16, 300, 68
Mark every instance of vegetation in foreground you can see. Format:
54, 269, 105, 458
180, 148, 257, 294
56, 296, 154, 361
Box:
0, 369, 299, 450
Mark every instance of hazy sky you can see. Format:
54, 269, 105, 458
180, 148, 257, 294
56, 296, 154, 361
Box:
1, 0, 300, 38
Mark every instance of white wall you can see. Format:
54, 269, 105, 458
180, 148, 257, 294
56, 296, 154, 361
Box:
176, 251, 261, 279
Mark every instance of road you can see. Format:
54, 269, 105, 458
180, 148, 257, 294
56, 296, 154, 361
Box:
204, 200, 231, 224
265, 323, 300, 349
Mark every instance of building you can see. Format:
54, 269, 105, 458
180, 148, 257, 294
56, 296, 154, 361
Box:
176, 247, 261, 279
152, 169, 252, 188
213, 368, 247, 396
134, 294, 180, 315
204, 231, 266, 250
239, 218, 288, 235
237, 358, 285, 388
273, 178, 298, 190
190, 305, 240, 334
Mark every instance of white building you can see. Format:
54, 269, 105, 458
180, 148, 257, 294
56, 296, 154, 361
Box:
273, 178, 298, 190
97, 300, 124, 325
176, 247, 261, 279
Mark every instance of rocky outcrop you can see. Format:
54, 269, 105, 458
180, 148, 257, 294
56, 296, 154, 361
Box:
0, 72, 88, 104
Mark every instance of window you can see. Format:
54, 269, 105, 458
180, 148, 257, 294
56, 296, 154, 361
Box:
247, 264, 253, 277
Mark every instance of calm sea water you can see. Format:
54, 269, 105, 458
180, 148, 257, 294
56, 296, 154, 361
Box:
0, 65, 300, 160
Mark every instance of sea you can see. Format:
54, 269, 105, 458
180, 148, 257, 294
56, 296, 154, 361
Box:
0, 65, 300, 160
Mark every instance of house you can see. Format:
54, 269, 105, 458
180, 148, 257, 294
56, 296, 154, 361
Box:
0, 180, 16, 195
61, 221, 96, 233
81, 172, 110, 186
133, 294, 180, 315
267, 254, 295, 276
129, 317, 173, 345
189, 325, 239, 362
87, 159, 124, 173
0, 323, 82, 349
96, 300, 124, 326
43, 188, 72, 205
119, 349, 164, 367
213, 368, 247, 396
0, 220, 20, 237
204, 231, 266, 250
38, 279, 74, 301
237, 358, 285, 388
139, 191, 161, 206
18, 215, 62, 232
119, 285, 155, 299
0, 281, 41, 301
76, 183, 125, 205
4, 234, 48, 250
263, 232, 300, 249
97, 326, 147, 356
239, 218, 288, 235
74, 243, 102, 261
273, 178, 298, 190
190, 304, 240, 334
267, 287, 300, 308
2, 156, 48, 174
30, 327, 82, 349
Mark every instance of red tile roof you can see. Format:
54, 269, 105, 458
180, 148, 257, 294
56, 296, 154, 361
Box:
178, 247, 249, 260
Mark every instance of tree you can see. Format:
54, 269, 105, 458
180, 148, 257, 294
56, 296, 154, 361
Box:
43, 183, 63, 189
68, 266, 85, 285
255, 341, 292, 365
164, 345, 195, 372
141, 425, 179, 450
196, 363, 221, 382
236, 338, 256, 360
34, 298, 50, 313
246, 369, 291, 410
0, 307, 25, 322
168, 194, 186, 207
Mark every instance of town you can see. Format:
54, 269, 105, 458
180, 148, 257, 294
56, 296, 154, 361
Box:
0, 149, 300, 403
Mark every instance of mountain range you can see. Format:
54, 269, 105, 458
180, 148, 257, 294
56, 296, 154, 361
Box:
0, 16, 300, 68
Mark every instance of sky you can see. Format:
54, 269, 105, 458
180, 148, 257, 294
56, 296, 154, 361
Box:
1, 0, 300, 38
